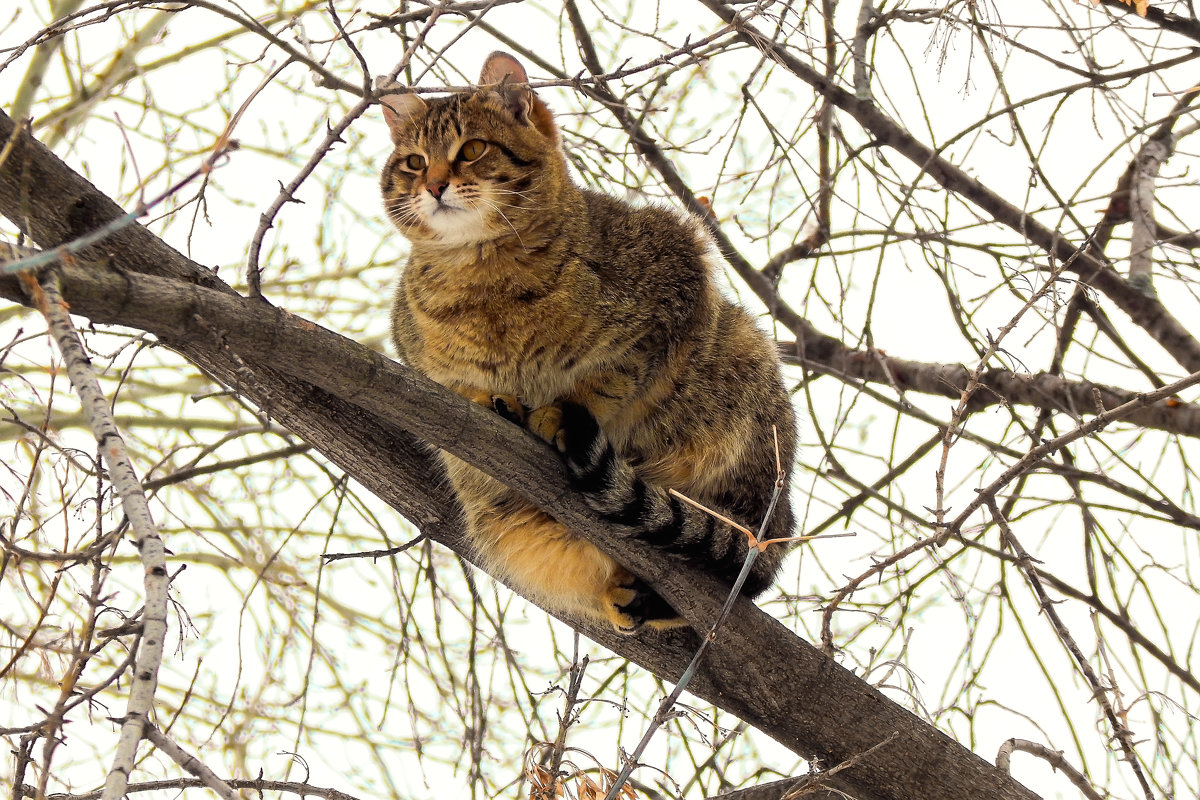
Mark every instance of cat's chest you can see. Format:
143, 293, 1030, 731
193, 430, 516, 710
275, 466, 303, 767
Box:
399, 263, 593, 397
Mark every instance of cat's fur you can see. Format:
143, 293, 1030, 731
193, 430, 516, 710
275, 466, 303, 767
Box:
379, 51, 796, 632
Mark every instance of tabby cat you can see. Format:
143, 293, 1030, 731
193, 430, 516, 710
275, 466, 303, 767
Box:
379, 51, 796, 633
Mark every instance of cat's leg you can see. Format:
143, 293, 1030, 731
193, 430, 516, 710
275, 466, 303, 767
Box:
470, 504, 656, 633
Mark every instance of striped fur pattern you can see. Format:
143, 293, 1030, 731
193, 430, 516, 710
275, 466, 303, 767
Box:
380, 51, 797, 633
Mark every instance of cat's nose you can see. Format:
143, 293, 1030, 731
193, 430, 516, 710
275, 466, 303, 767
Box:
426, 180, 449, 199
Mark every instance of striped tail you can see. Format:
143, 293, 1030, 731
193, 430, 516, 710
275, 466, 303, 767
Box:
535, 401, 789, 605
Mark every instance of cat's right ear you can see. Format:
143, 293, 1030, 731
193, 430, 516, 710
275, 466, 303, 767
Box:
375, 77, 426, 143
479, 51, 528, 86
474, 51, 559, 144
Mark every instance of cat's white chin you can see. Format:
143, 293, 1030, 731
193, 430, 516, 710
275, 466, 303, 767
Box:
415, 197, 495, 245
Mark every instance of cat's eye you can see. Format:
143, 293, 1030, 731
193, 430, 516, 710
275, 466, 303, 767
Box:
404, 153, 426, 171
458, 139, 487, 162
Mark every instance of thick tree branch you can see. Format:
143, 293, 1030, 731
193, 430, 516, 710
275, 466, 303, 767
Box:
1098, 0, 1200, 44
1, 254, 1044, 800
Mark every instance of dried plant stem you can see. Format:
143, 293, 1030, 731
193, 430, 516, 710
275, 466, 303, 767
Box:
25, 273, 170, 800
543, 639, 588, 799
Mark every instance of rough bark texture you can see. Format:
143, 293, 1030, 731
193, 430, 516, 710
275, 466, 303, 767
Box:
0, 109, 1043, 800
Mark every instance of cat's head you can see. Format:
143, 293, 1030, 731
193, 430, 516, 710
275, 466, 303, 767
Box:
379, 52, 568, 247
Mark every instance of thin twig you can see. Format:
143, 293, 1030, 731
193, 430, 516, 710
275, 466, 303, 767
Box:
601, 433, 790, 800
669, 488, 755, 540
949, 367, 1200, 533
995, 739, 1105, 800
821, 364, 1200, 654
986, 498, 1154, 800
244, 2, 448, 296
14, 778, 364, 800
25, 274, 170, 800
933, 255, 1074, 540
2, 141, 237, 275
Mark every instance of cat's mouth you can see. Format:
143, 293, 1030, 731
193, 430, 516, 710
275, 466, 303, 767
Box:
417, 197, 495, 244
427, 203, 477, 225
421, 191, 469, 215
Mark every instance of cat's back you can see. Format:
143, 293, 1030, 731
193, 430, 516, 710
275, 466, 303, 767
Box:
574, 190, 723, 334
579, 189, 711, 274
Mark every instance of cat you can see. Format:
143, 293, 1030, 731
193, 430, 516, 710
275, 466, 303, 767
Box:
378, 51, 797, 633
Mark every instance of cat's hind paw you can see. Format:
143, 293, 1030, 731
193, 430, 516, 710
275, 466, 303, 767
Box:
602, 580, 643, 634
602, 574, 682, 634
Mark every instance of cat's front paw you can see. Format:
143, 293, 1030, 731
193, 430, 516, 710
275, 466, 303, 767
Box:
529, 401, 609, 487
490, 394, 527, 425
459, 387, 527, 425
531, 400, 650, 527
527, 401, 564, 446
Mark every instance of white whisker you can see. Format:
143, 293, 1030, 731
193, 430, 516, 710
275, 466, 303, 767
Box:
476, 196, 526, 248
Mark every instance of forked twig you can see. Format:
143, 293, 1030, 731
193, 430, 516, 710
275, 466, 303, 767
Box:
540, 636, 589, 799
669, 488, 755, 540
669, 488, 850, 550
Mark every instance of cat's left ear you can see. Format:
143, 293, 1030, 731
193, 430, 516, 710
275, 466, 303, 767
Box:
475, 51, 559, 143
